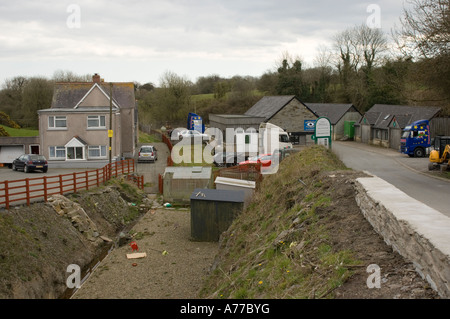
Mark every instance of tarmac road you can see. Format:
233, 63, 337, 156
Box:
332, 141, 450, 218
135, 142, 170, 194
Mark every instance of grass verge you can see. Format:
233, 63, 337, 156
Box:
199, 145, 361, 299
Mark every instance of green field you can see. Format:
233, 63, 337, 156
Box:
0, 125, 39, 137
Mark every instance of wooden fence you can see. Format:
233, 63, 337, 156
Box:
0, 159, 143, 209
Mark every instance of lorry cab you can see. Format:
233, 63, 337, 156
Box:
258, 122, 293, 154
400, 119, 431, 157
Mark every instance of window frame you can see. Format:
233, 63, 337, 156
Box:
48, 116, 67, 129
88, 145, 107, 159
87, 115, 106, 129
49, 146, 66, 160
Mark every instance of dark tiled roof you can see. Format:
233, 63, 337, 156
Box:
393, 114, 413, 128
361, 112, 381, 125
244, 95, 310, 121
51, 82, 135, 109
305, 103, 360, 125
363, 104, 441, 129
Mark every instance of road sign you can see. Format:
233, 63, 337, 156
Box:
311, 117, 332, 149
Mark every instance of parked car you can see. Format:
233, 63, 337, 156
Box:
138, 145, 158, 163
175, 129, 209, 143
213, 152, 239, 167
238, 153, 274, 167
12, 154, 48, 173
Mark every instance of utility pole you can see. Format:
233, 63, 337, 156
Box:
109, 82, 113, 164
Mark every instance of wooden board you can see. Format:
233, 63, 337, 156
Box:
126, 252, 147, 259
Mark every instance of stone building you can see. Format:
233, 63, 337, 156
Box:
244, 95, 318, 145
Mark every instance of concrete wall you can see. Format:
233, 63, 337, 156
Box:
354, 176, 450, 298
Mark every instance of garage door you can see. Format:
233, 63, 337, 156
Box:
0, 145, 25, 163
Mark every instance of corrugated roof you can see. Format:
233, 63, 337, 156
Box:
190, 188, 245, 203
305, 103, 360, 124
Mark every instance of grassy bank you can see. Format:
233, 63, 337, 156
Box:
199, 145, 363, 299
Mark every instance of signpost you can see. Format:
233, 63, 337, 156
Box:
311, 117, 332, 149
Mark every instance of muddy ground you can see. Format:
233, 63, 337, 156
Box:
71, 207, 217, 299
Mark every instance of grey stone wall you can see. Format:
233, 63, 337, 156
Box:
354, 176, 450, 298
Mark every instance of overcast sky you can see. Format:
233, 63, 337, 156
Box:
0, 0, 409, 86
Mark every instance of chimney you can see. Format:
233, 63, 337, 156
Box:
92, 73, 101, 83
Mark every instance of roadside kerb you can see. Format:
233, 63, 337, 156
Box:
355, 175, 450, 298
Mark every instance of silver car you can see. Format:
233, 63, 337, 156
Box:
138, 145, 157, 163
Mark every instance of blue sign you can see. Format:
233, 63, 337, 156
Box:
304, 120, 316, 132
187, 112, 205, 133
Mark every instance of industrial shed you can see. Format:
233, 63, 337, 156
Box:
162, 166, 212, 203
354, 104, 442, 150
305, 103, 362, 140
190, 188, 244, 242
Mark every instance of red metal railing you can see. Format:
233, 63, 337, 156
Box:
0, 159, 144, 209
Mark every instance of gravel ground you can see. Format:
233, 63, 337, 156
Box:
71, 207, 218, 299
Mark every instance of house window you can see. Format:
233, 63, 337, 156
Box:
88, 145, 107, 158
48, 116, 67, 129
87, 115, 106, 128
49, 146, 66, 159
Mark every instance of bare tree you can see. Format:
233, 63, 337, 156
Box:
333, 24, 388, 108
334, 24, 387, 73
393, 0, 450, 108
52, 69, 92, 82
357, 25, 388, 72
333, 28, 361, 72
394, 0, 450, 59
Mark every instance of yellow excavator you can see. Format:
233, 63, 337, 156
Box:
428, 136, 450, 171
